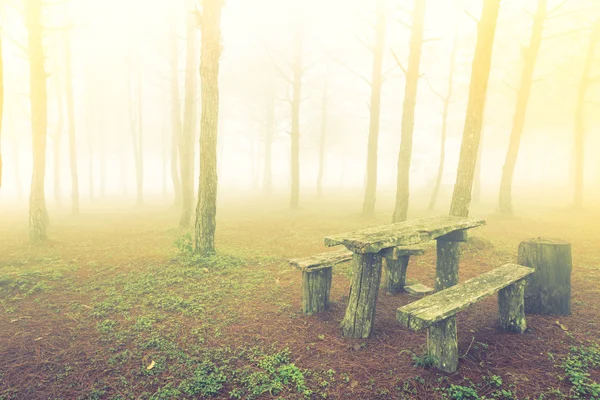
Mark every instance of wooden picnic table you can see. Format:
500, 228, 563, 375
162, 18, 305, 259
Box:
324, 215, 486, 338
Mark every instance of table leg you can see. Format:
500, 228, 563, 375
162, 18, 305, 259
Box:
435, 238, 460, 291
383, 253, 409, 294
341, 252, 383, 338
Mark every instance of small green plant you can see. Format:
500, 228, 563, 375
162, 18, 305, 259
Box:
444, 384, 479, 400
484, 375, 503, 388
560, 342, 600, 398
412, 352, 438, 368
178, 361, 227, 397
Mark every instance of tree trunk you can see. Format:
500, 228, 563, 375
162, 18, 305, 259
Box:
449, 0, 501, 218
170, 15, 182, 207
128, 57, 143, 206
262, 82, 274, 194
290, 21, 303, 209
362, 0, 385, 216
180, 3, 198, 225
317, 79, 328, 198
194, 0, 223, 256
572, 20, 599, 209
136, 64, 143, 206
0, 33, 3, 190
428, 35, 456, 211
472, 126, 485, 204
64, 26, 79, 215
26, 0, 49, 242
518, 238, 572, 315
498, 0, 547, 214
52, 52, 64, 210
392, 0, 426, 223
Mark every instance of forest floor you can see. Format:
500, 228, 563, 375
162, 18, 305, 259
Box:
1, 196, 599, 400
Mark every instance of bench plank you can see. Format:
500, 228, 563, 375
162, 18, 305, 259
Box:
289, 244, 427, 271
397, 264, 534, 331
324, 216, 485, 253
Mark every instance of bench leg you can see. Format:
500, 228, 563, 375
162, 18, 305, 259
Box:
498, 279, 527, 333
383, 255, 409, 294
435, 239, 460, 291
341, 252, 383, 338
302, 268, 332, 314
427, 316, 458, 373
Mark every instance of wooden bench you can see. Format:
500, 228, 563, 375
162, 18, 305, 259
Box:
289, 245, 425, 314
396, 263, 534, 372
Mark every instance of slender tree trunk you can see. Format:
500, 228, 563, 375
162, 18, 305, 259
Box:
136, 64, 143, 206
64, 27, 79, 215
169, 16, 182, 207
572, 20, 599, 209
290, 21, 303, 209
180, 2, 198, 225
428, 36, 457, 211
449, 0, 501, 218
85, 79, 94, 203
317, 79, 328, 198
262, 83, 274, 194
52, 56, 64, 210
362, 0, 385, 216
499, 0, 547, 214
26, 0, 49, 242
0, 33, 4, 190
392, 0, 426, 223
194, 0, 223, 255
472, 126, 485, 204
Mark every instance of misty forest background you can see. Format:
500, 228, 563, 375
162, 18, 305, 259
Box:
1, 0, 600, 248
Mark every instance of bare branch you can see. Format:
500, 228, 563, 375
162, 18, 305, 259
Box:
522, 8, 534, 19
425, 78, 445, 101
422, 37, 442, 44
381, 65, 398, 82
390, 49, 407, 76
333, 57, 371, 86
464, 9, 479, 24
268, 54, 293, 85
398, 18, 412, 30
547, 0, 572, 17
354, 33, 373, 53
3, 30, 28, 57
543, 27, 589, 41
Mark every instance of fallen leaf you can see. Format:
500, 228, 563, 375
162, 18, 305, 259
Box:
146, 360, 155, 370
33, 337, 43, 341
350, 380, 359, 388
275, 279, 280, 284
318, 334, 325, 340
555, 320, 568, 331
352, 344, 362, 351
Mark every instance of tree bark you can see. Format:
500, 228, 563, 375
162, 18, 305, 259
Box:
518, 238, 572, 315
180, 2, 198, 225
449, 0, 501, 218
435, 238, 460, 291
169, 15, 182, 207
392, 0, 426, 223
317, 79, 328, 198
194, 0, 223, 255
572, 20, 599, 209
498, 0, 547, 214
0, 33, 3, 190
361, 0, 385, 216
472, 126, 485, 204
64, 24, 79, 215
26, 0, 49, 242
52, 80, 63, 210
262, 81, 274, 194
340, 252, 383, 338
382, 253, 409, 294
289, 21, 303, 209
428, 35, 457, 211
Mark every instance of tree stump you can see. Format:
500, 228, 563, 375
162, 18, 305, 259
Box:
340, 252, 383, 338
427, 317, 458, 373
435, 234, 462, 291
302, 268, 332, 314
498, 279, 527, 333
518, 238, 572, 315
382, 254, 409, 294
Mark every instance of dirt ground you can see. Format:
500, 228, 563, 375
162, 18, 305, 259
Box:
1, 196, 599, 399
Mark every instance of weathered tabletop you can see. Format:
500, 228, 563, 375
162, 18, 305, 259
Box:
324, 216, 486, 253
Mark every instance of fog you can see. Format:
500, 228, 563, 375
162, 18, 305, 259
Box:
1, 0, 600, 211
